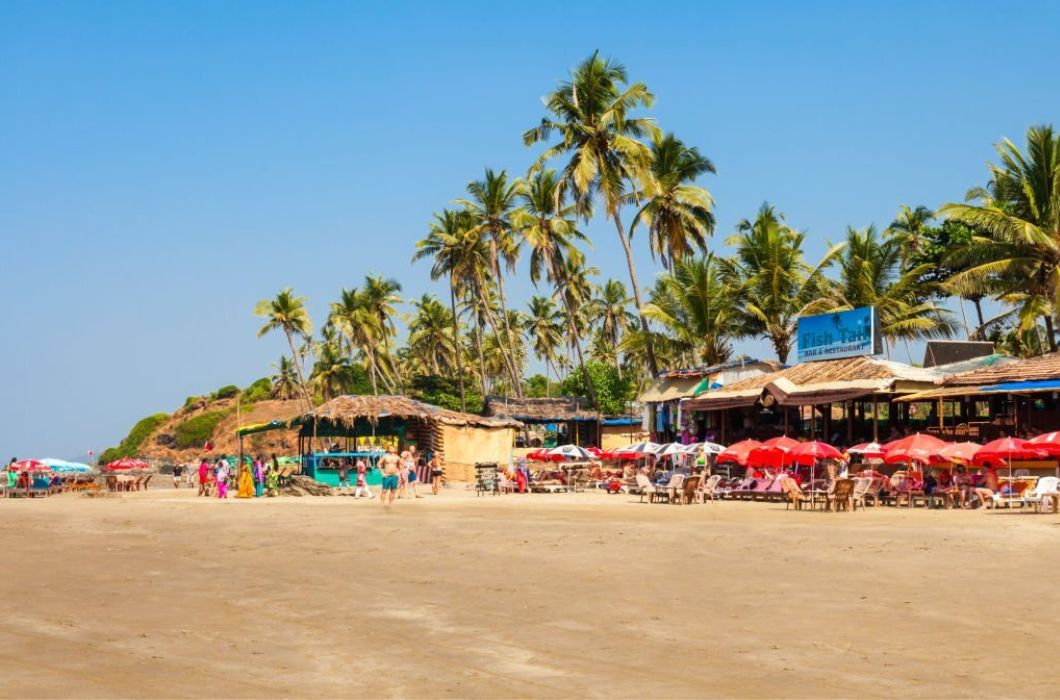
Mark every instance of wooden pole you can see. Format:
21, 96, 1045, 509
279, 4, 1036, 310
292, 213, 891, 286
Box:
872, 395, 879, 442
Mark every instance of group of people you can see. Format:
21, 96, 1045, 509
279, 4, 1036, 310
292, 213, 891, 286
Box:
372, 444, 445, 506
195, 454, 281, 499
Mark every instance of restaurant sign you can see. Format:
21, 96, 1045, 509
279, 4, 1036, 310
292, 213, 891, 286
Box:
796, 307, 881, 363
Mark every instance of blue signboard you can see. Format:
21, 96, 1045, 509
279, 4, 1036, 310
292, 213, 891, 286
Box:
796, 307, 880, 363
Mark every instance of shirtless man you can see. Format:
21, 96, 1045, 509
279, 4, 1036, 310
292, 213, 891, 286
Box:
379, 446, 401, 506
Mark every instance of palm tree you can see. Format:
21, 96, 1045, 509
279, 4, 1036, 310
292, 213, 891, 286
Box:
555, 256, 600, 408
887, 204, 935, 267
362, 273, 403, 385
719, 204, 843, 363
642, 255, 736, 366
832, 225, 955, 358
524, 51, 662, 375
310, 339, 355, 401
254, 288, 314, 408
514, 168, 597, 397
588, 279, 635, 351
413, 208, 491, 410
329, 288, 390, 396
407, 294, 456, 375
456, 168, 525, 394
941, 124, 1060, 351
629, 132, 716, 269
525, 296, 564, 394
269, 356, 299, 400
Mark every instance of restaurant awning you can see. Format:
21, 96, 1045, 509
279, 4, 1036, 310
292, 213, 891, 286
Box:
638, 376, 703, 403
893, 386, 989, 402
895, 379, 1060, 403
682, 390, 763, 412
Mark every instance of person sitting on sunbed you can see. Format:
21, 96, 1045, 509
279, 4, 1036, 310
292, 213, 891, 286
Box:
972, 465, 999, 508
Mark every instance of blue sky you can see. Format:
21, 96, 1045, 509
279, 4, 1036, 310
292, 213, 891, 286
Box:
3, 0, 1058, 459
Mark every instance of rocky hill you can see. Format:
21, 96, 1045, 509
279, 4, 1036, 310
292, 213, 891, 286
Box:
100, 387, 304, 466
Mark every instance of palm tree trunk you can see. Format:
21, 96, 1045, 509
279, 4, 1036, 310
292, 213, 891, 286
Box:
448, 281, 467, 412
474, 321, 488, 395
366, 344, 380, 395
488, 237, 524, 395
285, 331, 314, 409
973, 297, 985, 329
475, 276, 522, 392
1044, 315, 1057, 353
958, 297, 971, 339
611, 211, 659, 377
568, 316, 599, 410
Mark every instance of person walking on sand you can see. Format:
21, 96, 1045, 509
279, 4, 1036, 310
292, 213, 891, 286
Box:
405, 448, 422, 499
236, 458, 254, 498
337, 457, 352, 491
197, 457, 211, 497
354, 457, 374, 499
214, 456, 230, 499
430, 454, 444, 495
172, 463, 183, 489
379, 446, 401, 506
253, 455, 265, 498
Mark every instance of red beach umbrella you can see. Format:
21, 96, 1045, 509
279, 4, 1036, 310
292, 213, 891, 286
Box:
1028, 432, 1060, 456
716, 439, 761, 466
788, 441, 845, 467
938, 442, 983, 464
7, 459, 50, 472
104, 457, 149, 471
746, 436, 801, 469
883, 433, 951, 466
972, 438, 1047, 466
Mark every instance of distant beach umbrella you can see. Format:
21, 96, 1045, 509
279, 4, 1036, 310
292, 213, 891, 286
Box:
847, 442, 886, 460
547, 445, 594, 461
883, 433, 951, 466
788, 441, 845, 467
7, 459, 50, 472
716, 439, 761, 466
937, 442, 982, 464
1028, 431, 1060, 456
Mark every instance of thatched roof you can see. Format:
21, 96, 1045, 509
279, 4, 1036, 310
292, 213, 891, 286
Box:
942, 352, 1060, 387
656, 357, 781, 379
482, 395, 599, 422
684, 357, 941, 410
306, 395, 521, 429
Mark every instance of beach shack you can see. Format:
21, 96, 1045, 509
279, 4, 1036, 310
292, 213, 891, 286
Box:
238, 395, 521, 484
482, 396, 603, 448
894, 351, 1060, 442
637, 358, 779, 442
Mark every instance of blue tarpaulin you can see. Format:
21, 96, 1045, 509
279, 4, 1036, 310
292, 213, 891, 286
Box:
978, 380, 1060, 393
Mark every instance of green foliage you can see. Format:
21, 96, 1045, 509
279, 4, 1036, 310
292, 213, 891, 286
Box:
96, 413, 170, 464
409, 374, 483, 413
524, 374, 561, 398
212, 385, 240, 400
183, 395, 204, 408
173, 410, 231, 450
561, 360, 634, 415
241, 377, 272, 403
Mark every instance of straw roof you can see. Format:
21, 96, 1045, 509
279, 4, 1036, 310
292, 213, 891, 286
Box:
942, 352, 1060, 387
482, 395, 599, 421
684, 357, 941, 410
306, 395, 521, 429
656, 357, 781, 379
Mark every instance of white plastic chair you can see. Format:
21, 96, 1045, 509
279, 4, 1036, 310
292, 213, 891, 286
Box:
1022, 476, 1059, 512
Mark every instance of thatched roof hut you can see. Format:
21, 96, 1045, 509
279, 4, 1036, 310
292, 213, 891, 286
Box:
482, 396, 598, 422
296, 395, 520, 482
307, 395, 521, 429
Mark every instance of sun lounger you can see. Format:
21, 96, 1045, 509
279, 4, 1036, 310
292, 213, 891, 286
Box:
1021, 476, 1059, 512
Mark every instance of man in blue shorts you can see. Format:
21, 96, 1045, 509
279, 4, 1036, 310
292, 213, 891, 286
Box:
379, 446, 401, 506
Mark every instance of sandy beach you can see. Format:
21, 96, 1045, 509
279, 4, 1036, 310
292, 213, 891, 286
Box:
1, 489, 1057, 698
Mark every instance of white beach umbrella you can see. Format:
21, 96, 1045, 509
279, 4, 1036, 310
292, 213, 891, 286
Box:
682, 442, 725, 455
622, 441, 661, 455
656, 442, 686, 457
547, 444, 594, 461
